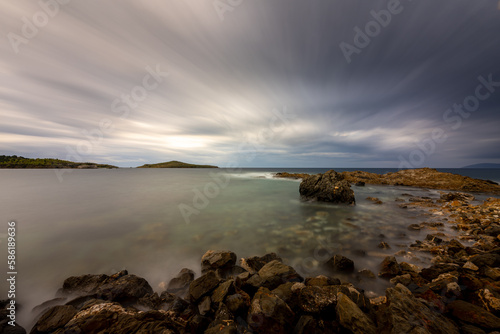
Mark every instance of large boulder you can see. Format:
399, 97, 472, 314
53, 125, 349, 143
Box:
299, 170, 355, 204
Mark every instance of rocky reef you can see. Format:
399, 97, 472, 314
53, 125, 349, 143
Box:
276, 168, 500, 195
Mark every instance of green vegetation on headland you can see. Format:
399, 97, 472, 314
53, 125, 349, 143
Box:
0, 155, 118, 169
137, 160, 218, 168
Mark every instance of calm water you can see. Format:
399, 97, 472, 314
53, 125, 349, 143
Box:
1, 167, 499, 327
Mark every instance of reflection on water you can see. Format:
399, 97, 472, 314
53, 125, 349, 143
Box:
0, 168, 479, 327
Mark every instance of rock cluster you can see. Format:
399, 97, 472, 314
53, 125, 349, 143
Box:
19, 236, 500, 333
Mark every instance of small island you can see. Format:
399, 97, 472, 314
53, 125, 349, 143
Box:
0, 155, 118, 169
137, 160, 218, 168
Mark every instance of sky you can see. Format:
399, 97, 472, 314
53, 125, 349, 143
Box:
1, 0, 500, 168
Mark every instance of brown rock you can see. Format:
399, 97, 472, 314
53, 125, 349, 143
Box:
299, 170, 355, 204
336, 292, 376, 334
189, 271, 220, 301
379, 256, 401, 278
247, 287, 294, 334
447, 300, 500, 329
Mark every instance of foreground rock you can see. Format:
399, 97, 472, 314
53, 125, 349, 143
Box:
299, 170, 355, 204
31, 244, 500, 334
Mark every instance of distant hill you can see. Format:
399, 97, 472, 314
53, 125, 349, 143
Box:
0, 155, 118, 169
137, 160, 218, 168
462, 163, 500, 169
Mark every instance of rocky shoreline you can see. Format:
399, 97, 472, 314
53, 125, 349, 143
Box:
276, 168, 500, 195
3, 169, 500, 333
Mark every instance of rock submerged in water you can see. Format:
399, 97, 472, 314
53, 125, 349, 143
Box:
299, 170, 355, 204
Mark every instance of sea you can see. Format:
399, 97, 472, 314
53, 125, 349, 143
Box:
1, 167, 499, 328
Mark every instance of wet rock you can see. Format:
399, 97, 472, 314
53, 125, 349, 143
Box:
357, 269, 376, 279
383, 284, 459, 334
299, 170, 355, 204
325, 255, 355, 273
477, 289, 500, 314
95, 274, 154, 305
198, 296, 211, 316
407, 223, 423, 231
258, 260, 303, 290
470, 253, 500, 268
447, 239, 465, 254
211, 279, 235, 303
60, 272, 154, 306
61, 273, 109, 296
241, 253, 282, 273
336, 292, 376, 334
0, 309, 26, 334
159, 292, 189, 313
378, 256, 401, 278
272, 282, 296, 306
378, 241, 391, 249
447, 300, 500, 329
166, 268, 194, 297
63, 302, 186, 333
484, 267, 500, 281
201, 250, 237, 275
189, 271, 220, 302
305, 275, 340, 287
355, 181, 365, 186
440, 192, 475, 202
463, 261, 479, 271
297, 286, 337, 313
366, 197, 383, 204
226, 294, 248, 316
294, 315, 323, 334
426, 234, 444, 244
390, 274, 412, 286
247, 287, 294, 334
30, 305, 77, 334
400, 262, 421, 273
459, 323, 487, 334
420, 263, 460, 281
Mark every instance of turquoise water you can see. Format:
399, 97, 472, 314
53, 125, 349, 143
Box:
0, 167, 499, 327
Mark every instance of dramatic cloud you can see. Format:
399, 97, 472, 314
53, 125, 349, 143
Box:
1, 0, 499, 167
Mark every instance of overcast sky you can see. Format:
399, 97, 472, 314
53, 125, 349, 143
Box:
1, 0, 499, 168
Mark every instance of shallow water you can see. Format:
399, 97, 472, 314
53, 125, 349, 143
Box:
0, 167, 499, 327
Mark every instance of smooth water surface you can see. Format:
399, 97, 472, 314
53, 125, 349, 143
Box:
1, 167, 499, 327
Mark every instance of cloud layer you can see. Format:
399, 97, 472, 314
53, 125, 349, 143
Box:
1, 0, 500, 167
